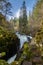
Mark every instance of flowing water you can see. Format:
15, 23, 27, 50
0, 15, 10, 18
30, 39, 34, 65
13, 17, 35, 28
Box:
7, 32, 32, 64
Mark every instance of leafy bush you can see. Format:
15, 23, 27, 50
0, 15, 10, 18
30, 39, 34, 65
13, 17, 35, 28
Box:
0, 26, 20, 60
0, 52, 6, 57
0, 60, 9, 65
11, 61, 19, 65
16, 42, 33, 65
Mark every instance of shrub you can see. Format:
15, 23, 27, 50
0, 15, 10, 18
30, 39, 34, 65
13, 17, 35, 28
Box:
0, 60, 9, 65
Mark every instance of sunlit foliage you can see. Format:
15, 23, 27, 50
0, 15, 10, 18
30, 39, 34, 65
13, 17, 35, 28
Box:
0, 60, 9, 65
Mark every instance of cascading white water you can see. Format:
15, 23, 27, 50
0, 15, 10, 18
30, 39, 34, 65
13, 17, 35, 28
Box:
7, 32, 32, 64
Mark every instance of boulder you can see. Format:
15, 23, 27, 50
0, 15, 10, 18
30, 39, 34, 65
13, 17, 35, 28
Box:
22, 61, 32, 65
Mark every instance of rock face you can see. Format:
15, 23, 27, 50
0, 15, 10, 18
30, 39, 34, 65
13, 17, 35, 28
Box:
30, 45, 42, 65
32, 56, 42, 64
22, 61, 32, 65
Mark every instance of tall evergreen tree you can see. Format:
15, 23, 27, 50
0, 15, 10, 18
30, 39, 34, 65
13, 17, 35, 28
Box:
19, 1, 28, 34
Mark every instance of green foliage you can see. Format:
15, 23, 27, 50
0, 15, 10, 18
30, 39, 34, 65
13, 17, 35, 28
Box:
28, 0, 43, 36
0, 52, 6, 57
11, 61, 19, 65
35, 17, 43, 45
35, 30, 43, 44
35, 24, 43, 56
0, 13, 14, 32
0, 60, 9, 65
14, 42, 41, 65
0, 26, 20, 59
33, 0, 43, 20
17, 42, 33, 65
22, 43, 33, 60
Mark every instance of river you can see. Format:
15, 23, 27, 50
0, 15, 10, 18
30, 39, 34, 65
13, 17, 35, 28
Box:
7, 32, 32, 64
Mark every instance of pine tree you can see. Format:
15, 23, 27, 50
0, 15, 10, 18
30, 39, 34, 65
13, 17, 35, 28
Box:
19, 1, 28, 34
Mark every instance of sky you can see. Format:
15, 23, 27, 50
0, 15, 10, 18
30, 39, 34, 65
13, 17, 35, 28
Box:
9, 0, 37, 19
